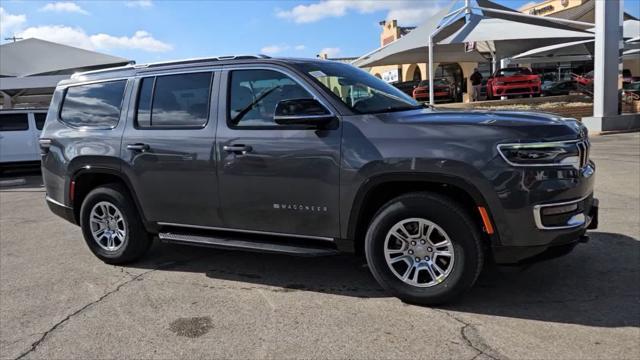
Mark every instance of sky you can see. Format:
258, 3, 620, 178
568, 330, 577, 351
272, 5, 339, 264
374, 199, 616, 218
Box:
1, 0, 639, 63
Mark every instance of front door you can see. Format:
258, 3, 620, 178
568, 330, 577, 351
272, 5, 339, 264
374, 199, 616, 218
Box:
216, 66, 341, 239
121, 70, 222, 227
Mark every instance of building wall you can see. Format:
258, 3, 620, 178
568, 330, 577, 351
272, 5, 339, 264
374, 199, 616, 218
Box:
519, 0, 587, 17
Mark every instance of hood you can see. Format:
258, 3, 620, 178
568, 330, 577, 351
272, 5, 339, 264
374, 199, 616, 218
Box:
379, 108, 587, 142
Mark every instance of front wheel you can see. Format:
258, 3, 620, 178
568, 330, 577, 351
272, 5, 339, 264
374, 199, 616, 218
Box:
80, 183, 152, 264
365, 192, 484, 305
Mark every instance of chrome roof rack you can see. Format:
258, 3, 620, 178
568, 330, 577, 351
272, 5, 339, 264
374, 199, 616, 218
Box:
71, 55, 271, 79
133, 54, 271, 69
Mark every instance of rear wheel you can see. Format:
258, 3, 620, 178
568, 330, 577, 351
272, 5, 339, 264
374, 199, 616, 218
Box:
365, 192, 484, 305
80, 183, 152, 264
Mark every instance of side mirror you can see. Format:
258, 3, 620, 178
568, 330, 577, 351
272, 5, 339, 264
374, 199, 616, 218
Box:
274, 98, 334, 126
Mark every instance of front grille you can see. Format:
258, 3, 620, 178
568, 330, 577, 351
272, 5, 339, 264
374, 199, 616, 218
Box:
505, 88, 529, 94
577, 140, 590, 168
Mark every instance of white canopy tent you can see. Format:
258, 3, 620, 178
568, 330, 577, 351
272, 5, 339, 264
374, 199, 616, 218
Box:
352, 0, 595, 104
511, 19, 639, 63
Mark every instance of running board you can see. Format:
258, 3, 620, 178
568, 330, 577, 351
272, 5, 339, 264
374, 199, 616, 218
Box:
158, 232, 339, 257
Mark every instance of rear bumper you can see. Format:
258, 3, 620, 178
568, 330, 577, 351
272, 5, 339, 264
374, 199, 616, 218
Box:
46, 195, 77, 225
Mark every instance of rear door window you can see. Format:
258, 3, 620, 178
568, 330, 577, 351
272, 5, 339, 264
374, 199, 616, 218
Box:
136, 72, 213, 128
34, 113, 47, 130
60, 80, 127, 128
0, 114, 29, 131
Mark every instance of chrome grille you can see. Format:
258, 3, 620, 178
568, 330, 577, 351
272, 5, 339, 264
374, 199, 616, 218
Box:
577, 140, 590, 168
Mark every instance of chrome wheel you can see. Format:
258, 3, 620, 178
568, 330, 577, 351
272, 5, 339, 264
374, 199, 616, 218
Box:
384, 218, 455, 287
89, 201, 126, 251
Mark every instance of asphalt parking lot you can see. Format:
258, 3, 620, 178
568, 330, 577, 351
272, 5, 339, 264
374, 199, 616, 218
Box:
1, 133, 638, 360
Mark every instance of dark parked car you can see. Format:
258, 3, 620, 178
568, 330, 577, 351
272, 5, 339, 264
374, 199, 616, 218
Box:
541, 80, 575, 96
412, 78, 456, 102
623, 81, 640, 100
40, 56, 598, 305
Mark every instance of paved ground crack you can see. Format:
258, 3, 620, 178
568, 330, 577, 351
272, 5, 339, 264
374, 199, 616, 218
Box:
13, 260, 182, 360
432, 308, 505, 360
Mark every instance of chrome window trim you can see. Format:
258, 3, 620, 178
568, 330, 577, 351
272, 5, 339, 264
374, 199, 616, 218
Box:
496, 139, 587, 168
57, 76, 132, 90
157, 222, 335, 242
533, 193, 592, 230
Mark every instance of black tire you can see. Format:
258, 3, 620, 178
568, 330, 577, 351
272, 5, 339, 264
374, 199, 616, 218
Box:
364, 192, 484, 305
80, 183, 152, 264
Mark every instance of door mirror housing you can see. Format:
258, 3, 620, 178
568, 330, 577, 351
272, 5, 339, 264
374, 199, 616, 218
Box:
274, 98, 334, 126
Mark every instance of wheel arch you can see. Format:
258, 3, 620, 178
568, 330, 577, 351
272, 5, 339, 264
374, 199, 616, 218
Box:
346, 173, 496, 255
70, 167, 152, 231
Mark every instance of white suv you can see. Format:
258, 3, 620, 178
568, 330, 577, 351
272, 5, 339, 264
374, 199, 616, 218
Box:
0, 109, 47, 168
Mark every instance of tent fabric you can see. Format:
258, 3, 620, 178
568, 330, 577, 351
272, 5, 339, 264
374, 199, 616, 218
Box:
511, 20, 640, 63
475, 0, 590, 31
0, 38, 130, 77
351, 1, 467, 67
437, 14, 594, 59
352, 7, 594, 68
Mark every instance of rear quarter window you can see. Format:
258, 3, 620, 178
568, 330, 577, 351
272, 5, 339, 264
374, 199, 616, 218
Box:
0, 113, 29, 131
34, 113, 47, 130
60, 80, 127, 128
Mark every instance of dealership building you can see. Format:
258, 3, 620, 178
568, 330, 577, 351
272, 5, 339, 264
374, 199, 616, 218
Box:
320, 0, 639, 103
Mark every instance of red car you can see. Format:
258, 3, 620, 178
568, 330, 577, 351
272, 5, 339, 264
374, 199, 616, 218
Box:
412, 78, 455, 102
486, 67, 541, 99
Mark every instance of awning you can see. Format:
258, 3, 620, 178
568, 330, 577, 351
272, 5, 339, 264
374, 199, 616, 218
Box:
0, 38, 130, 77
352, 0, 594, 68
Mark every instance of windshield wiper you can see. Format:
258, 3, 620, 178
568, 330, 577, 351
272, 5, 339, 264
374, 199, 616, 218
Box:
231, 86, 281, 124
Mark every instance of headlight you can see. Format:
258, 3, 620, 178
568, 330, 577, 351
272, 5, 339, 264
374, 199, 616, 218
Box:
497, 142, 581, 168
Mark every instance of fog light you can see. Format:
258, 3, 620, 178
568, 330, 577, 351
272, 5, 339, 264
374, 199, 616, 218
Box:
542, 203, 578, 216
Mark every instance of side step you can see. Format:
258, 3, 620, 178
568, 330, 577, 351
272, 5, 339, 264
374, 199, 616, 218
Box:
158, 232, 339, 257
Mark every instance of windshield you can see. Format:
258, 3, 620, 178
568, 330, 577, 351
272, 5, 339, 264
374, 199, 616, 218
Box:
293, 61, 421, 114
418, 79, 449, 87
495, 68, 532, 77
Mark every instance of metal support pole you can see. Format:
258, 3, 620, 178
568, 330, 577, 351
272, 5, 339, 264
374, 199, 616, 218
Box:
500, 58, 510, 100
592, 0, 621, 118
429, 35, 435, 105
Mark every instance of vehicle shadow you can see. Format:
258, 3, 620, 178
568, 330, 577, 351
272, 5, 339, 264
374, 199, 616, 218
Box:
128, 231, 639, 328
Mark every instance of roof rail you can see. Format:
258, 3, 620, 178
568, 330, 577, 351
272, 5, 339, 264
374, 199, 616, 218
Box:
133, 54, 271, 69
70, 55, 271, 79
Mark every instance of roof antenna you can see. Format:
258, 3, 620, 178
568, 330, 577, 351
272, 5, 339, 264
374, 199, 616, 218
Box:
4, 35, 23, 43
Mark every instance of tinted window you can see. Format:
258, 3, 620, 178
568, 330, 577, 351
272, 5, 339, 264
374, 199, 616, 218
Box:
228, 69, 313, 127
136, 77, 154, 128
34, 113, 47, 130
0, 114, 29, 131
60, 80, 127, 128
137, 72, 212, 128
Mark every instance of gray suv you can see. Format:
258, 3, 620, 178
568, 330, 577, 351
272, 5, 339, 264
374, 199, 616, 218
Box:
40, 56, 598, 304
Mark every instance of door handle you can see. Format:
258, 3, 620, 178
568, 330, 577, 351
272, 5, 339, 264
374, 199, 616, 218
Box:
127, 143, 150, 152
223, 144, 253, 155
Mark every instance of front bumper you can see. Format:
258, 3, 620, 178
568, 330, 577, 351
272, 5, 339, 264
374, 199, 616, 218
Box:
493, 197, 598, 264
487, 161, 597, 264
494, 84, 540, 96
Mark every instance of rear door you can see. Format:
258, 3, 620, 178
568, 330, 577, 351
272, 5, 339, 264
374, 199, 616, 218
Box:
215, 65, 341, 239
0, 112, 36, 163
121, 69, 222, 227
